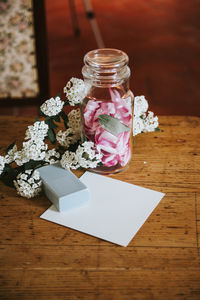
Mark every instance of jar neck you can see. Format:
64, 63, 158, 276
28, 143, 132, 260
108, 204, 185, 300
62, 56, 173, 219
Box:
82, 48, 131, 87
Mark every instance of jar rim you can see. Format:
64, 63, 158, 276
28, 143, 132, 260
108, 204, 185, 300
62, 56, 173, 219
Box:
84, 48, 129, 69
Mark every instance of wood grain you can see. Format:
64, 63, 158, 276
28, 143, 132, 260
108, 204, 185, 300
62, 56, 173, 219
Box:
0, 116, 200, 299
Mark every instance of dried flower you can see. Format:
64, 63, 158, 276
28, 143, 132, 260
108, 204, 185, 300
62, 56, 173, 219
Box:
67, 108, 81, 131
13, 170, 42, 198
40, 96, 64, 116
56, 128, 79, 148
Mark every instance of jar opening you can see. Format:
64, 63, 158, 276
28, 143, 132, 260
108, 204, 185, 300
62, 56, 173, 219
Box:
82, 48, 131, 87
84, 48, 129, 69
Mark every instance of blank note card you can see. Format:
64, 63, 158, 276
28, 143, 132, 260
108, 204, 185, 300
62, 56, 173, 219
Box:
40, 172, 165, 246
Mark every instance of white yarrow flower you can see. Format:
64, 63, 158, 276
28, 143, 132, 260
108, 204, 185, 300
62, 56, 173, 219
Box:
13, 170, 42, 198
22, 140, 48, 161
143, 111, 159, 132
5, 144, 18, 164
60, 151, 80, 170
134, 96, 149, 117
60, 141, 102, 170
21, 173, 28, 180
75, 141, 102, 169
133, 96, 159, 136
0, 155, 6, 176
40, 96, 64, 116
64, 77, 88, 106
14, 141, 48, 166
133, 117, 145, 136
13, 150, 29, 166
25, 121, 48, 142
44, 149, 60, 164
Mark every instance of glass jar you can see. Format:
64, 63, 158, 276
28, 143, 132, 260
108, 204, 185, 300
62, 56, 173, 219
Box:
81, 48, 134, 174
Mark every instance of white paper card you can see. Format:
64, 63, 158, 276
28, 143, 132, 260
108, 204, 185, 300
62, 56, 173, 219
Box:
40, 172, 165, 246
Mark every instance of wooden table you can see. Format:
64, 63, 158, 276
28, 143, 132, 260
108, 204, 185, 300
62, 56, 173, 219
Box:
0, 116, 200, 299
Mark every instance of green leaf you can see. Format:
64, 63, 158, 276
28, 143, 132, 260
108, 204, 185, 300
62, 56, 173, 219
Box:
39, 107, 46, 117
60, 111, 68, 123
44, 119, 50, 128
0, 165, 17, 187
35, 118, 40, 123
55, 93, 61, 98
45, 116, 50, 122
24, 160, 47, 170
5, 141, 16, 154
64, 100, 70, 106
54, 115, 60, 122
49, 119, 58, 129
48, 128, 56, 144
64, 121, 68, 129
155, 127, 163, 132
98, 114, 131, 137
45, 117, 58, 130
82, 135, 88, 142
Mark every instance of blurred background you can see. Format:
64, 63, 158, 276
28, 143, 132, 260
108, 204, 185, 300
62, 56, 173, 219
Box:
1, 0, 200, 116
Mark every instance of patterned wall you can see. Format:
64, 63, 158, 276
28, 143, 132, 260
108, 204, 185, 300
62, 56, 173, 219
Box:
0, 0, 39, 98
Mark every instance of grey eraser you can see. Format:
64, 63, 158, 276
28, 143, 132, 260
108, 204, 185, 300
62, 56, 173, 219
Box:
38, 163, 89, 212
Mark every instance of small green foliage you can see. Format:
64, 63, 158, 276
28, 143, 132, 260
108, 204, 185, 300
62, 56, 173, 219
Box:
60, 111, 68, 122
0, 165, 17, 187
23, 160, 47, 171
155, 127, 163, 132
5, 142, 16, 154
48, 128, 56, 144
53, 115, 60, 123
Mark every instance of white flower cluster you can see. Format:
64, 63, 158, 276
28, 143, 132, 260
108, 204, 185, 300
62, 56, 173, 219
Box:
13, 121, 49, 166
25, 121, 48, 142
64, 78, 88, 106
134, 95, 149, 117
60, 151, 78, 169
44, 149, 60, 164
14, 140, 48, 166
143, 111, 159, 132
40, 96, 64, 116
60, 141, 102, 170
4, 144, 18, 164
133, 96, 159, 136
0, 76, 160, 200
76, 142, 102, 169
13, 170, 42, 198
0, 155, 6, 176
